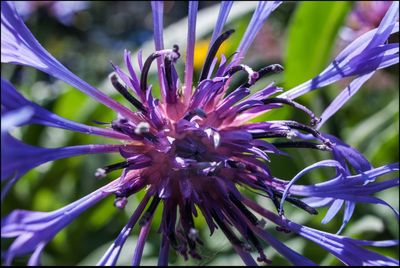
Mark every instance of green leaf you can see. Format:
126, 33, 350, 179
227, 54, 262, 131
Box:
284, 1, 351, 89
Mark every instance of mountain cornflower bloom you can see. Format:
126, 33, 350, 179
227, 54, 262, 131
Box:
341, 1, 392, 42
1, 1, 399, 266
13, 1, 89, 25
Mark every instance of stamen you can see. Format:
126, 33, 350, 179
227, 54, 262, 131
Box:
251, 130, 290, 139
140, 52, 161, 92
263, 97, 320, 126
139, 196, 161, 226
280, 121, 334, 147
164, 57, 173, 90
141, 48, 180, 93
227, 160, 246, 170
271, 189, 318, 215
273, 141, 332, 151
223, 64, 257, 87
284, 196, 318, 215
199, 29, 235, 82
211, 210, 245, 248
110, 75, 147, 113
229, 193, 259, 225
164, 45, 180, 92
246, 228, 271, 264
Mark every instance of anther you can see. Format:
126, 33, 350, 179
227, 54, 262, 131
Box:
94, 161, 130, 178
223, 64, 258, 87
183, 108, 207, 121
227, 160, 246, 170
114, 196, 128, 209
110, 74, 147, 113
188, 228, 199, 241
95, 168, 106, 178
134, 122, 150, 135
243, 64, 284, 88
280, 120, 334, 147
199, 29, 235, 82
256, 218, 267, 228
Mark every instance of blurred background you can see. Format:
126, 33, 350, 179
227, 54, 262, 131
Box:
1, 1, 399, 265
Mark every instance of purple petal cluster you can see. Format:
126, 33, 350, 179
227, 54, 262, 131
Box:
1, 1, 399, 266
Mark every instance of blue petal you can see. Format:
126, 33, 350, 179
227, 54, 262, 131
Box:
232, 1, 282, 65
317, 72, 375, 129
244, 198, 400, 266
280, 2, 399, 99
97, 193, 151, 266
1, 181, 118, 264
1, 79, 129, 140
1, 106, 34, 133
1, 133, 121, 183
1, 1, 136, 120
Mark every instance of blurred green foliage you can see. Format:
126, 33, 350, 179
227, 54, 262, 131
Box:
1, 1, 398, 266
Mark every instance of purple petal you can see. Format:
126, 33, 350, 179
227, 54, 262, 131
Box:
1, 1, 136, 120
1, 79, 129, 140
124, 49, 141, 94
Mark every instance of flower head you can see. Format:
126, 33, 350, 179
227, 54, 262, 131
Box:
1, 1, 399, 266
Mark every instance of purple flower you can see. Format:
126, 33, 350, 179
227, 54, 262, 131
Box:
1, 1, 399, 266
341, 1, 393, 42
13, 1, 89, 25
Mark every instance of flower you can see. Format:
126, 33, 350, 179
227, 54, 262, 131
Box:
1, 1, 399, 266
13, 1, 89, 25
341, 1, 393, 42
